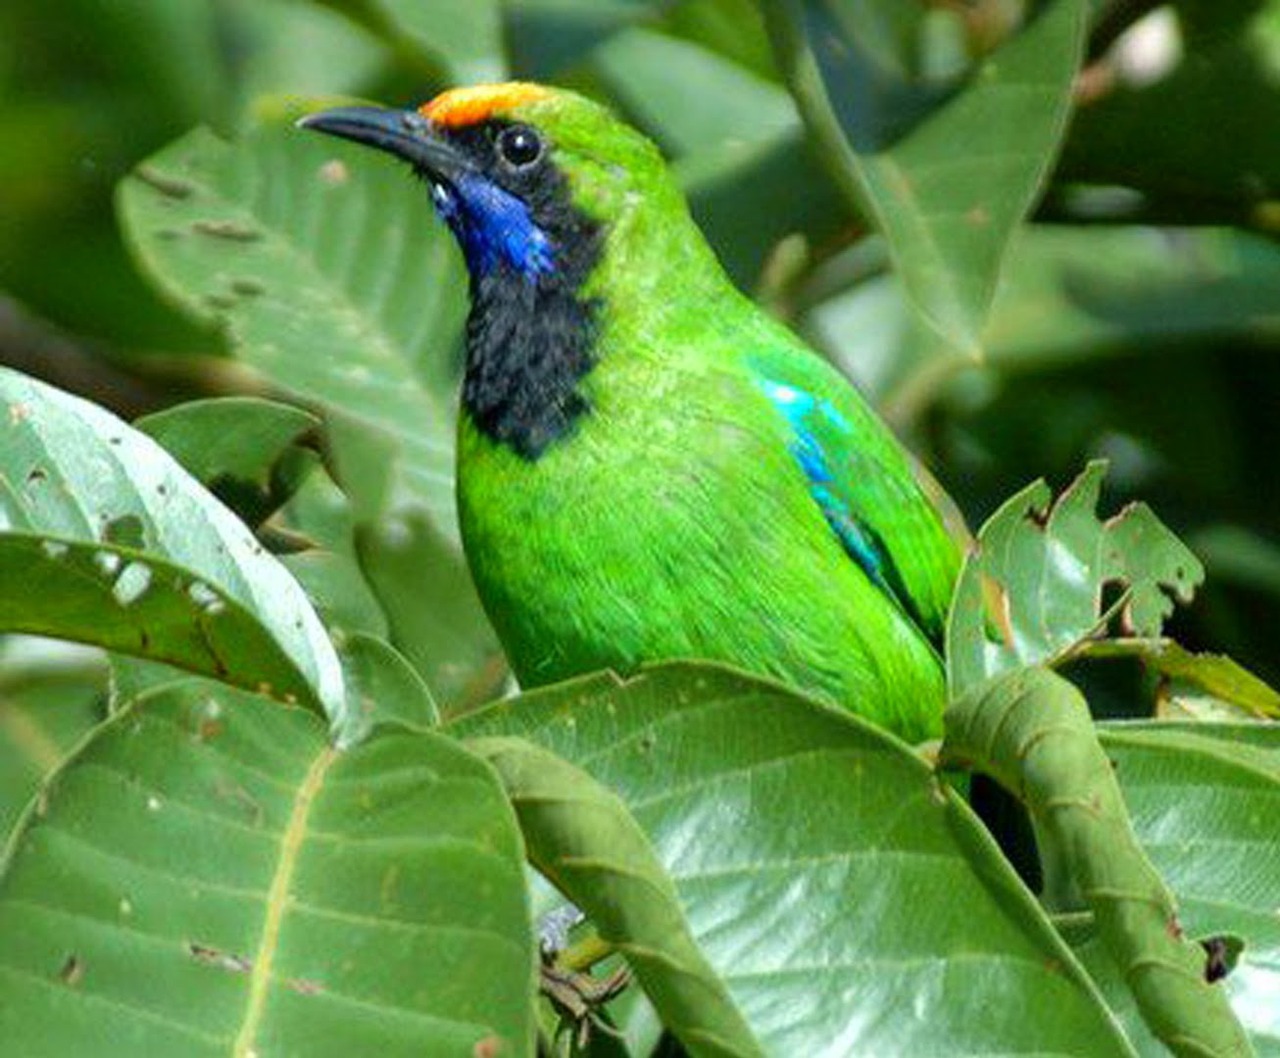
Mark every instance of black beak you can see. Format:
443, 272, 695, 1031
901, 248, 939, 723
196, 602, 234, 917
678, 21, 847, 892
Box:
297, 105, 469, 180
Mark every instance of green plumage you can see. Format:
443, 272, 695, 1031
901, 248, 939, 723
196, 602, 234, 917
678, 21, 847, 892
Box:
305, 85, 964, 743
452, 89, 962, 742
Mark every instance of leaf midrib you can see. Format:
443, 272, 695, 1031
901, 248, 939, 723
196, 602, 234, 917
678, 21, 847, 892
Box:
232, 743, 337, 1058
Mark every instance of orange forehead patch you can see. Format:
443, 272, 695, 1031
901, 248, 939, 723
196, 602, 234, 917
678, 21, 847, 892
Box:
420, 82, 551, 128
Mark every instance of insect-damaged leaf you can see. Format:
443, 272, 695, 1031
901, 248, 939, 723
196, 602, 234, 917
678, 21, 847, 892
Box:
946, 460, 1203, 695
0, 369, 343, 715
0, 680, 535, 1057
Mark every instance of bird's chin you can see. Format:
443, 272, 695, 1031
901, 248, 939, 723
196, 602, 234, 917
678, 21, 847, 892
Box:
422, 176, 462, 225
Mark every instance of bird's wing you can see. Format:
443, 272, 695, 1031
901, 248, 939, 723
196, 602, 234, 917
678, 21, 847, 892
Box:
746, 349, 962, 649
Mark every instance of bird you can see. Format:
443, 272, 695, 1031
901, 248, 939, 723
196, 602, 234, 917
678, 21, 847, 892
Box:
301, 82, 963, 743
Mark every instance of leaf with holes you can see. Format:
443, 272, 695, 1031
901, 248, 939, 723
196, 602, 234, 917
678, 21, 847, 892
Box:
136, 397, 318, 528
0, 679, 535, 1057
451, 663, 1134, 1058
117, 101, 468, 536
0, 369, 343, 715
767, 0, 1086, 352
947, 461, 1204, 695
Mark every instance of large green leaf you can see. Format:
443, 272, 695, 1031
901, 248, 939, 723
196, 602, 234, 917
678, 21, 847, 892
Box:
0, 368, 343, 715
117, 106, 468, 537
452, 664, 1135, 1057
768, 0, 1086, 352
947, 461, 1203, 694
0, 680, 535, 1057
1085, 722, 1280, 1055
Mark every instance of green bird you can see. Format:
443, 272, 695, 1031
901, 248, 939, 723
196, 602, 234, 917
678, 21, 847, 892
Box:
302, 82, 963, 743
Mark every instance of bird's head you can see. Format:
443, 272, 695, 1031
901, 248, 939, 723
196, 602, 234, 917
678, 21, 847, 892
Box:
299, 82, 678, 287
301, 83, 720, 456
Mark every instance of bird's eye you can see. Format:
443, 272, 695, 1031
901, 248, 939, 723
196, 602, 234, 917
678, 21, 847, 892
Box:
496, 124, 543, 170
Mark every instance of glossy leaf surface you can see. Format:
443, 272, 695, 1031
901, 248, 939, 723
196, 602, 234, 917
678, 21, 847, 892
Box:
453, 664, 1134, 1058
0, 680, 534, 1057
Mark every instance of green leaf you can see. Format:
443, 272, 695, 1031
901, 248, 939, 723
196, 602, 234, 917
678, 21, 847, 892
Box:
0, 537, 329, 711
136, 397, 317, 496
943, 668, 1254, 1057
358, 513, 506, 715
0, 368, 343, 715
1084, 639, 1280, 720
470, 735, 762, 1058
320, 0, 505, 82
0, 639, 106, 846
0, 679, 535, 1057
768, 0, 1086, 351
947, 460, 1204, 695
116, 106, 468, 539
338, 632, 440, 734
1087, 721, 1280, 1054
267, 454, 390, 642
452, 663, 1135, 1057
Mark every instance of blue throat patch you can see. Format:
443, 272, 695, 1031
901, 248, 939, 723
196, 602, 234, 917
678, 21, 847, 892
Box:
432, 174, 554, 278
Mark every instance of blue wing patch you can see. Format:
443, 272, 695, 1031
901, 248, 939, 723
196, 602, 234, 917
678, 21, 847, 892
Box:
758, 378, 919, 627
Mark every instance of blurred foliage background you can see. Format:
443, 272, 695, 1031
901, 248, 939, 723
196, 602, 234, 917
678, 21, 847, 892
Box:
1, 0, 1277, 702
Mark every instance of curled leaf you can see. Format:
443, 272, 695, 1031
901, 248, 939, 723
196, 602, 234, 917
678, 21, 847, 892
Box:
942, 667, 1254, 1058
